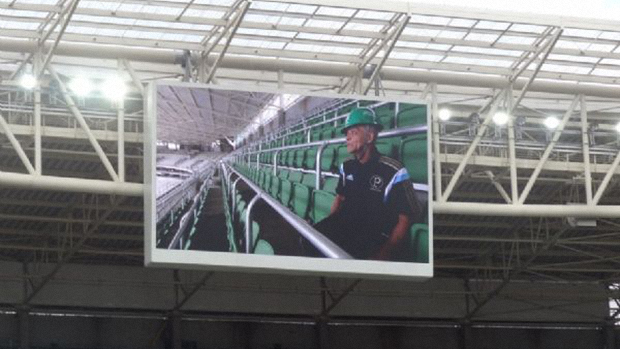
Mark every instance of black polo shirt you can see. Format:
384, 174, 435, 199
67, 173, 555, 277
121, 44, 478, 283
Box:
332, 151, 420, 258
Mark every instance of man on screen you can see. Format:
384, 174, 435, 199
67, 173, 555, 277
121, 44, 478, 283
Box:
314, 107, 422, 260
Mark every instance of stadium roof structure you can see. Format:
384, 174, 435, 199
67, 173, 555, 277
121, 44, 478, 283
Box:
0, 0, 620, 322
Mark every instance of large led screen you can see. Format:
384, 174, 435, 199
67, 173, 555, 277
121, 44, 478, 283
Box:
145, 82, 432, 279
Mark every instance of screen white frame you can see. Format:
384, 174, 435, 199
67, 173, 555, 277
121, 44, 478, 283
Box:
145, 81, 433, 280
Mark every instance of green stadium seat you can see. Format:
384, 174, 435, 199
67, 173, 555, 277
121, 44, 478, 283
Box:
301, 173, 316, 188
305, 147, 317, 170
397, 104, 427, 128
288, 170, 303, 183
278, 169, 290, 180
400, 134, 428, 183
320, 145, 337, 172
323, 177, 338, 193
311, 190, 336, 223
269, 176, 281, 199
376, 140, 395, 159
278, 150, 288, 166
334, 145, 350, 169
280, 179, 293, 208
321, 128, 334, 140
374, 103, 396, 130
294, 149, 306, 168
409, 223, 429, 263
254, 239, 275, 255
311, 129, 322, 141
292, 183, 312, 219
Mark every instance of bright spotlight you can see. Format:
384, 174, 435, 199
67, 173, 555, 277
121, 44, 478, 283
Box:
102, 77, 127, 101
544, 116, 560, 129
492, 111, 509, 126
438, 108, 451, 121
616, 122, 620, 133
20, 74, 37, 89
69, 77, 93, 97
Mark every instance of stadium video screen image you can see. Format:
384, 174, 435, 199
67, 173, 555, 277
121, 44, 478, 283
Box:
146, 83, 432, 279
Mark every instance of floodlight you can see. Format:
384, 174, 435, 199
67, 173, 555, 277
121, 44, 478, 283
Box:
20, 74, 37, 89
438, 108, 451, 121
615, 122, 620, 133
69, 77, 93, 97
492, 111, 509, 126
544, 116, 560, 129
102, 77, 127, 101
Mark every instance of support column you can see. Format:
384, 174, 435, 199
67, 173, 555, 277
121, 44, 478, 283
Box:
580, 95, 593, 205
171, 311, 182, 349
117, 61, 125, 182
316, 317, 330, 349
604, 320, 616, 349
431, 83, 443, 202
17, 306, 30, 349
460, 321, 473, 349
33, 52, 42, 175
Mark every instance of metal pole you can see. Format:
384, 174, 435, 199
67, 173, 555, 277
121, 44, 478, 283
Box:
121, 59, 145, 97
431, 83, 443, 202
33, 52, 42, 175
0, 113, 36, 175
506, 86, 518, 203
245, 194, 261, 253
316, 143, 327, 190
485, 171, 512, 204
518, 96, 579, 204
117, 61, 125, 182
433, 202, 620, 218
0, 171, 142, 195
580, 95, 593, 205
273, 150, 279, 176
592, 149, 620, 205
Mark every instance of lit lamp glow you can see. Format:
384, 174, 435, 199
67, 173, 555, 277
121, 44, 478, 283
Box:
69, 77, 93, 97
544, 116, 560, 129
615, 122, 620, 133
438, 108, 451, 121
102, 77, 127, 101
20, 74, 37, 89
492, 111, 509, 126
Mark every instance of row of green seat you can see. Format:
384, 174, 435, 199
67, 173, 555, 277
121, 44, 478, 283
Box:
253, 134, 428, 184
264, 103, 426, 148
223, 173, 275, 255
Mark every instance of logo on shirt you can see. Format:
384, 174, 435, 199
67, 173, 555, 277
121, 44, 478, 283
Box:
369, 175, 384, 192
346, 174, 354, 181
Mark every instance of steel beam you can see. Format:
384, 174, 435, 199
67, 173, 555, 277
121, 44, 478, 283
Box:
431, 83, 443, 202
433, 202, 620, 218
0, 112, 36, 175
580, 95, 593, 205
204, 1, 250, 84
362, 15, 410, 95
37, 0, 81, 78
0, 171, 142, 196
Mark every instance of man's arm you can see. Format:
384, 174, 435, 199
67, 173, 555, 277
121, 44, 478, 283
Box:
330, 194, 345, 214
373, 214, 411, 260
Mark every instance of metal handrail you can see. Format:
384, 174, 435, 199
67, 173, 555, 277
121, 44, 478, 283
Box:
222, 162, 352, 259
167, 171, 213, 249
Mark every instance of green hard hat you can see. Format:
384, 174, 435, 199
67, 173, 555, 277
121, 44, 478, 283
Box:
340, 107, 383, 134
